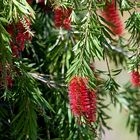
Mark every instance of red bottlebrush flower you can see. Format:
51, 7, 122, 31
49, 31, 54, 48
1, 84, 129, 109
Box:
24, 16, 31, 27
68, 76, 96, 122
54, 7, 72, 30
16, 21, 25, 33
63, 18, 71, 30
11, 45, 19, 58
16, 17, 31, 33
130, 71, 140, 87
24, 31, 32, 41
7, 24, 14, 35
84, 91, 96, 122
16, 33, 25, 51
22, 17, 32, 41
7, 16, 32, 58
54, 8, 63, 27
102, 0, 123, 36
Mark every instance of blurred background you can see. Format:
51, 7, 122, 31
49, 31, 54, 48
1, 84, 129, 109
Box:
95, 59, 137, 140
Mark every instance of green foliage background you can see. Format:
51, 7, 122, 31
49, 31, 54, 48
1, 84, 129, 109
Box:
0, 0, 140, 140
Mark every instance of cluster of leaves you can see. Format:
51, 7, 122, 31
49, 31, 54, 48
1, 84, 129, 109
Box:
0, 1, 54, 140
126, 12, 140, 71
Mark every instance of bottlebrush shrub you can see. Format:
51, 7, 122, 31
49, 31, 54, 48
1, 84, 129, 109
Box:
130, 71, 140, 87
101, 0, 124, 36
7, 17, 32, 58
68, 76, 96, 123
54, 7, 72, 30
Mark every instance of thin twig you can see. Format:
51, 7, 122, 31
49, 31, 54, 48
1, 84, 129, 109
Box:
29, 72, 66, 88
104, 43, 131, 58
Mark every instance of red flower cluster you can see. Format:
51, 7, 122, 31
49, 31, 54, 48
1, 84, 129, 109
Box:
7, 17, 32, 58
130, 71, 140, 87
68, 76, 96, 122
101, 0, 123, 36
54, 7, 72, 30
